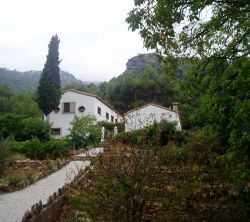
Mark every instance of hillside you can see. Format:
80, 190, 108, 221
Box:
0, 68, 84, 93
110, 53, 190, 84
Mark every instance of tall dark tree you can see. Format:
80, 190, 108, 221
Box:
37, 35, 61, 116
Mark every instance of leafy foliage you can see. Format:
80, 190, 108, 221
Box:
18, 118, 51, 141
0, 139, 9, 175
69, 115, 100, 149
70, 144, 164, 221
126, 0, 250, 59
0, 115, 51, 141
117, 120, 185, 146
0, 85, 42, 118
37, 35, 61, 116
9, 138, 70, 159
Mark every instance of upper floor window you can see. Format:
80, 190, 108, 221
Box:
115, 118, 118, 123
106, 112, 109, 120
78, 106, 85, 113
98, 107, 101, 115
111, 115, 114, 122
63, 102, 76, 113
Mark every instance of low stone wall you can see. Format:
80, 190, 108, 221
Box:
22, 187, 67, 222
21, 168, 90, 222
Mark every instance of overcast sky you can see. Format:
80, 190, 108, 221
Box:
0, 0, 150, 82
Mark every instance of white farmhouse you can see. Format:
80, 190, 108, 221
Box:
47, 89, 123, 137
125, 103, 181, 132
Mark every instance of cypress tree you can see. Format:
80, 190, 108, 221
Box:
37, 34, 61, 116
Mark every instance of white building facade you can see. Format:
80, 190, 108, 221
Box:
48, 89, 123, 137
125, 103, 181, 132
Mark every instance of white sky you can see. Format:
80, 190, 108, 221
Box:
0, 0, 149, 82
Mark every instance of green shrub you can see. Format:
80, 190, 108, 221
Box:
117, 120, 186, 146
13, 138, 70, 159
69, 115, 101, 149
18, 117, 51, 141
5, 173, 26, 188
0, 139, 9, 175
21, 138, 44, 159
44, 139, 70, 158
0, 115, 51, 142
0, 114, 24, 139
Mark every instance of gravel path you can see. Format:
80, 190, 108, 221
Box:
0, 147, 103, 222
76, 147, 104, 157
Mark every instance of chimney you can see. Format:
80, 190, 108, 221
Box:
172, 102, 179, 112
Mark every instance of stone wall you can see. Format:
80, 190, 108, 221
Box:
21, 168, 90, 222
22, 186, 67, 222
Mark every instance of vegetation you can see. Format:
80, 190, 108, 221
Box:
59, 1, 249, 221
125, 0, 250, 216
0, 85, 42, 117
62, 121, 248, 221
126, 0, 249, 59
37, 35, 61, 116
8, 138, 70, 160
69, 115, 101, 149
0, 68, 84, 93
0, 139, 9, 175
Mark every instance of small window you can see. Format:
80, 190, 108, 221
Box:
54, 107, 60, 113
63, 103, 70, 113
63, 102, 76, 113
111, 115, 114, 122
115, 118, 118, 123
98, 107, 101, 115
78, 106, 85, 113
106, 112, 109, 120
52, 128, 61, 136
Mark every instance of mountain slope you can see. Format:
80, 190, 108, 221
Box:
0, 68, 83, 93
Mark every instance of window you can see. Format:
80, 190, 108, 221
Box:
63, 102, 76, 113
115, 118, 118, 123
52, 128, 61, 136
98, 107, 101, 115
106, 112, 109, 120
54, 107, 60, 113
78, 106, 85, 113
111, 115, 114, 122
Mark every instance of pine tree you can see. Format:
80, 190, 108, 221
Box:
37, 35, 61, 116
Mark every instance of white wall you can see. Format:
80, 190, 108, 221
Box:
48, 91, 123, 137
94, 98, 122, 123
125, 104, 181, 132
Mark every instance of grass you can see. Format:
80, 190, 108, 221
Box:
6, 152, 28, 161
0, 173, 26, 188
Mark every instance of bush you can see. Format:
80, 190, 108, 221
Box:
0, 114, 24, 139
18, 117, 51, 141
117, 120, 186, 146
13, 138, 70, 159
5, 173, 26, 188
71, 144, 164, 221
0, 139, 9, 175
0, 115, 51, 141
21, 138, 44, 159
69, 115, 101, 149
44, 139, 70, 158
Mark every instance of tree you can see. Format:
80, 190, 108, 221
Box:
37, 35, 61, 116
69, 115, 100, 149
126, 0, 250, 59
126, 0, 250, 208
